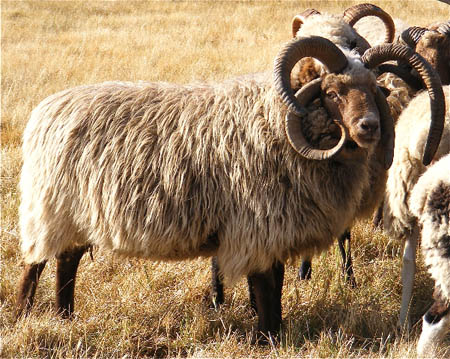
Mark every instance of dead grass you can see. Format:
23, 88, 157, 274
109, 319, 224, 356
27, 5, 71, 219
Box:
1, 1, 449, 357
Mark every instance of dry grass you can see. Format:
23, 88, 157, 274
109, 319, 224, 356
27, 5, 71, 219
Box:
1, 1, 449, 357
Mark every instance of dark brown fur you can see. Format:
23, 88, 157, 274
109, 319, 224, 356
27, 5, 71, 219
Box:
55, 245, 90, 318
16, 261, 47, 317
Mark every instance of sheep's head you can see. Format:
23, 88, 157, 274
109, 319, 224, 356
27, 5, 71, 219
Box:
415, 29, 450, 85
396, 22, 450, 86
292, 3, 395, 54
320, 69, 380, 149
274, 36, 445, 167
290, 4, 395, 90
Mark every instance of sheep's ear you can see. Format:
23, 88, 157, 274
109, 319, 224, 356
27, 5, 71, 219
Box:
291, 15, 305, 37
291, 10, 320, 37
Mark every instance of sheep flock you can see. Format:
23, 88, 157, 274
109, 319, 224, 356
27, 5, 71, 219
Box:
12, 1, 450, 356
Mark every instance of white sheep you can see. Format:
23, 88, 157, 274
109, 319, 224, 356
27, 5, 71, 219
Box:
378, 21, 450, 328
383, 85, 450, 328
408, 153, 450, 357
16, 36, 444, 341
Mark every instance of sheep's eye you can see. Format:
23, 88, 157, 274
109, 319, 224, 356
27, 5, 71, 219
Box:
327, 91, 339, 101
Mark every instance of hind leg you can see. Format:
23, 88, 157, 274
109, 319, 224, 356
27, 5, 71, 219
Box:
210, 256, 224, 309
56, 245, 90, 318
16, 261, 47, 317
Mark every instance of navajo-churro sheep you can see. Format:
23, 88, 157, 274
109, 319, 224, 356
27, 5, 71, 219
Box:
383, 85, 450, 328
209, 4, 398, 305
379, 21, 450, 328
17, 37, 444, 340
284, 3, 397, 284
409, 153, 450, 357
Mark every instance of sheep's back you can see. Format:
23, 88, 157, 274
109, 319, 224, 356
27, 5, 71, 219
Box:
409, 154, 450, 300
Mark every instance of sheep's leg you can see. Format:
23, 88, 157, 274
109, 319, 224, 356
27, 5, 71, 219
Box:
399, 226, 419, 330
299, 258, 312, 280
16, 261, 47, 317
247, 261, 283, 316
338, 230, 356, 287
417, 287, 450, 357
210, 256, 224, 309
372, 202, 383, 228
248, 261, 284, 343
55, 245, 89, 318
273, 261, 285, 323
246, 275, 258, 313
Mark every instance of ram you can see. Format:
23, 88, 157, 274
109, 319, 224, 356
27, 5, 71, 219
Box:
383, 85, 450, 328
16, 36, 443, 341
209, 3, 398, 306
381, 21, 450, 328
409, 153, 450, 356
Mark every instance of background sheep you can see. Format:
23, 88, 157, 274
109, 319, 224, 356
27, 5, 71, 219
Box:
383, 85, 450, 328
408, 153, 450, 357
17, 36, 443, 341
377, 21, 450, 328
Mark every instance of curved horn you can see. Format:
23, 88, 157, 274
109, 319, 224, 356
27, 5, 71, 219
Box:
292, 9, 321, 37
375, 87, 395, 169
362, 43, 445, 165
343, 3, 395, 43
273, 36, 348, 159
436, 21, 450, 36
400, 26, 428, 48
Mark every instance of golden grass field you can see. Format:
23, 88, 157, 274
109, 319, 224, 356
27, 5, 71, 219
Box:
1, 1, 449, 357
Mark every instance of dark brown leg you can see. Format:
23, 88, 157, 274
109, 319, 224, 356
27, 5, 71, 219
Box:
248, 261, 284, 344
246, 275, 258, 314
338, 230, 356, 288
210, 256, 224, 308
16, 261, 47, 317
372, 202, 383, 229
273, 261, 285, 324
55, 245, 89, 318
299, 259, 312, 280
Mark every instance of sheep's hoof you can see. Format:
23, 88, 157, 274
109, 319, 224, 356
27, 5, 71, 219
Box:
250, 329, 279, 346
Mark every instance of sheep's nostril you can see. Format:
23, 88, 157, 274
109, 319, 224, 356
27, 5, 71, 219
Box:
359, 118, 379, 134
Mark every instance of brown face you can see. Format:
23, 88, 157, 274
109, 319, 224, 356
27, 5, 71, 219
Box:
416, 32, 450, 85
321, 75, 380, 149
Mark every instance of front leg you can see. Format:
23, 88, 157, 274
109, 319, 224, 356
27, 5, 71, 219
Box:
338, 230, 356, 287
247, 261, 284, 343
399, 225, 419, 330
210, 256, 224, 309
55, 245, 90, 318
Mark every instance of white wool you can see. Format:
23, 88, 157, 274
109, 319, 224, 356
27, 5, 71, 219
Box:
383, 86, 450, 239
354, 16, 409, 46
409, 154, 450, 300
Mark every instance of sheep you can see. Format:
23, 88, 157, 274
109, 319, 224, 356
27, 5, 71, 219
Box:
408, 153, 450, 357
209, 4, 398, 307
399, 21, 450, 86
375, 21, 450, 329
16, 36, 444, 341
383, 85, 450, 329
